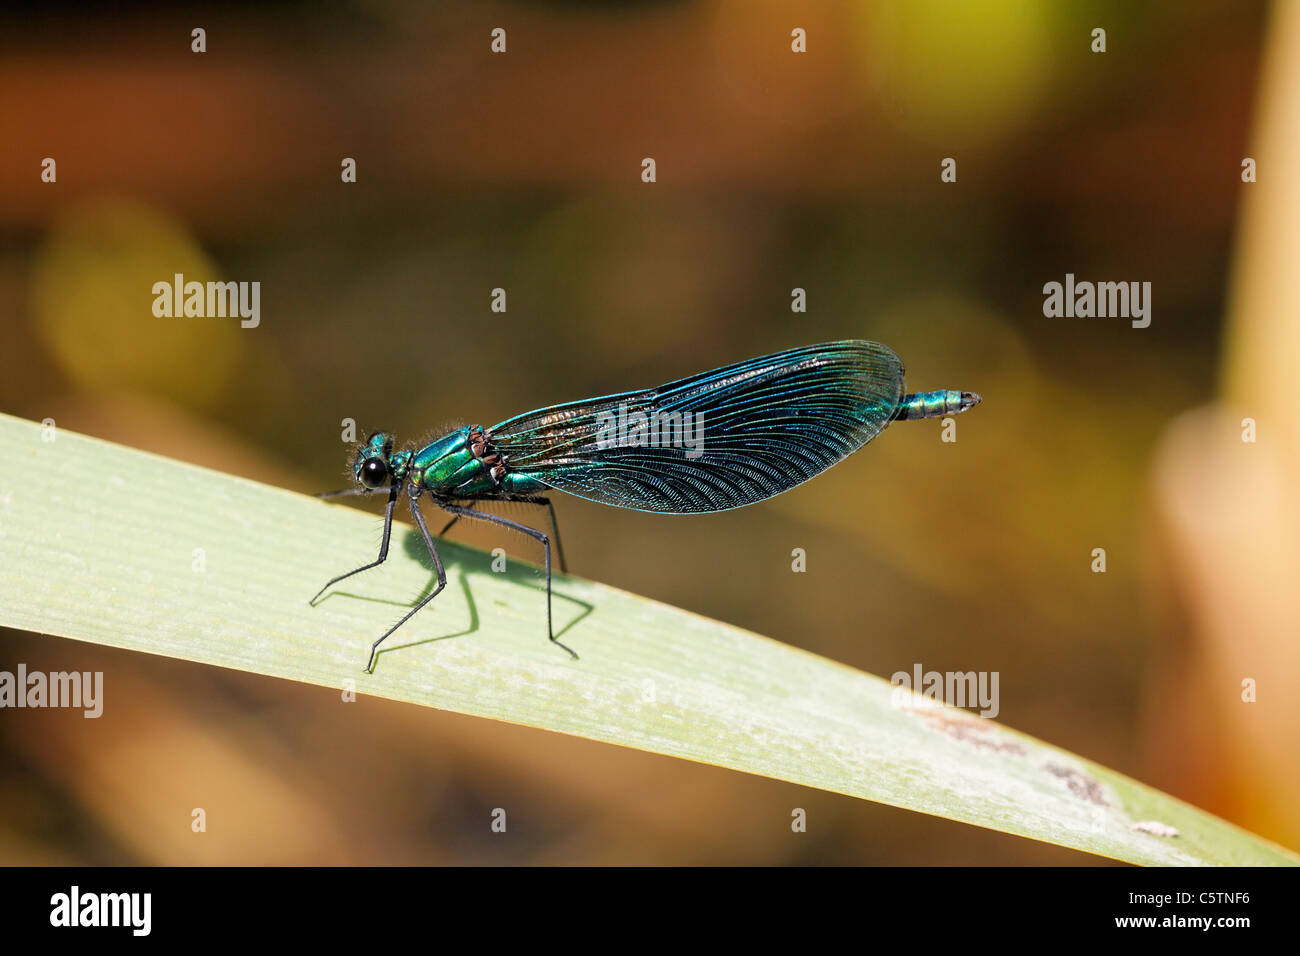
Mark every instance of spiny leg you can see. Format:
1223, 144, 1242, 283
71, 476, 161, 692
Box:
436, 499, 476, 538
365, 488, 447, 673
435, 501, 577, 660
437, 497, 568, 574
310, 483, 399, 605
507, 495, 567, 575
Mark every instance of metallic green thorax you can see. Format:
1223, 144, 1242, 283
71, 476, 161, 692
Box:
409, 426, 497, 495
401, 425, 541, 496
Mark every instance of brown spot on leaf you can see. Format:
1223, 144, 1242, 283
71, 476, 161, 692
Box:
1045, 763, 1109, 806
907, 706, 1027, 755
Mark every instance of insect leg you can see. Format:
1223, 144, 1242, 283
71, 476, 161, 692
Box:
315, 487, 377, 500
309, 482, 399, 604
502, 496, 568, 574
436, 499, 476, 538
439, 497, 568, 574
435, 501, 577, 660
364, 486, 447, 673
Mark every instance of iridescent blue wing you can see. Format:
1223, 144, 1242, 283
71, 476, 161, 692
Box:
488, 341, 905, 514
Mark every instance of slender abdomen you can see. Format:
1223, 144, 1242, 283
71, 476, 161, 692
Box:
892, 390, 981, 421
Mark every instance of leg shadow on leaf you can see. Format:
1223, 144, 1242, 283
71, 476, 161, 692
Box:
364, 531, 592, 670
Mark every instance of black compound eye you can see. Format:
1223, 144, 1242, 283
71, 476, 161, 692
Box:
359, 457, 389, 489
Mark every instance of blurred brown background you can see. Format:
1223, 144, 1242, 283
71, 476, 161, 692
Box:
2, 0, 1296, 864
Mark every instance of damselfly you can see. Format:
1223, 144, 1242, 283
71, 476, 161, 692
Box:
313, 340, 980, 671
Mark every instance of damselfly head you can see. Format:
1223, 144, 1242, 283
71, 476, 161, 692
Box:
354, 431, 395, 488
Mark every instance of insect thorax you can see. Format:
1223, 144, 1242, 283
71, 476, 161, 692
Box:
411, 425, 507, 496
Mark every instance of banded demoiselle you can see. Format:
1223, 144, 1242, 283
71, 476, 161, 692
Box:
313, 340, 980, 671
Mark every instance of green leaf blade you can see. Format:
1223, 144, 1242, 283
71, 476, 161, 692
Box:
0, 413, 1294, 866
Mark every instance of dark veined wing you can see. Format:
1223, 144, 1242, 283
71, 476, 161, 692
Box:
489, 341, 905, 514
